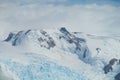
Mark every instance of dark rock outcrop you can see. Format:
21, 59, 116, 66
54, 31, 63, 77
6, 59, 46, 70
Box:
103, 64, 113, 74
4, 33, 14, 41
115, 73, 120, 80
103, 58, 118, 74
60, 27, 70, 35
109, 58, 118, 65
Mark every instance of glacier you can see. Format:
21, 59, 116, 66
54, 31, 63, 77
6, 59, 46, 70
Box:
0, 27, 120, 80
0, 58, 89, 80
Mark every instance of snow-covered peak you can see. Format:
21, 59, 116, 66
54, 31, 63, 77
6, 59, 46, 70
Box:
2, 27, 120, 80
4, 27, 120, 62
4, 28, 91, 63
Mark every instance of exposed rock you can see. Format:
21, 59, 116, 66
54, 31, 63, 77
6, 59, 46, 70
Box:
115, 73, 120, 80
109, 58, 118, 65
103, 58, 118, 74
4, 33, 14, 41
103, 64, 112, 74
60, 27, 70, 35
25, 29, 31, 35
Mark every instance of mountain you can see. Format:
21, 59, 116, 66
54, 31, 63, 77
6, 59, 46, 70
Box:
0, 27, 120, 80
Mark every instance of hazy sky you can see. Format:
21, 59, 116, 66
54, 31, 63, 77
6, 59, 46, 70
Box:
0, 0, 120, 39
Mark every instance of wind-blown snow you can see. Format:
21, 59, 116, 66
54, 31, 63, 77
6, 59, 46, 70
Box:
0, 28, 120, 80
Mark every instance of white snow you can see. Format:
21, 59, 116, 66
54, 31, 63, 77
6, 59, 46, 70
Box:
0, 28, 120, 80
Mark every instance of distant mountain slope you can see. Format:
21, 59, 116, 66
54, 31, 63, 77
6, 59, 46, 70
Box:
0, 27, 120, 80
4, 27, 92, 63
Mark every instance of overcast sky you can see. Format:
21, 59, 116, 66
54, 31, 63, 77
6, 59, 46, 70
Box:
0, 0, 120, 39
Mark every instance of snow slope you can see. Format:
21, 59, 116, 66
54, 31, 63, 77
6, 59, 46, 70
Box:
0, 27, 120, 80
